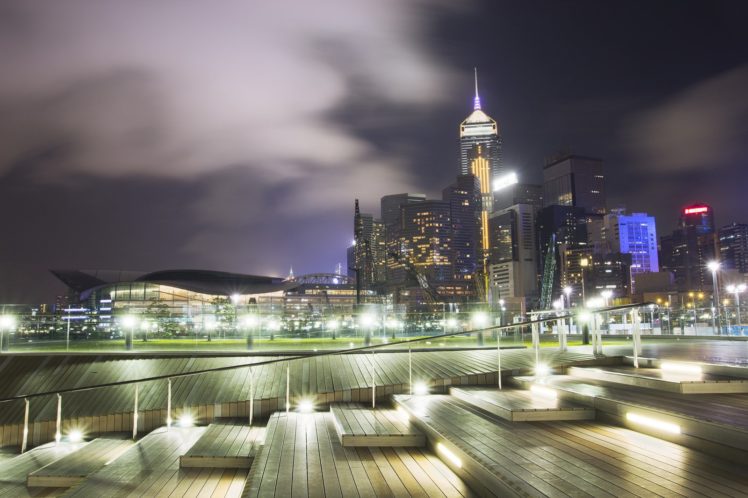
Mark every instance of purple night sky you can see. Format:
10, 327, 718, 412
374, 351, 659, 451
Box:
0, 1, 747, 302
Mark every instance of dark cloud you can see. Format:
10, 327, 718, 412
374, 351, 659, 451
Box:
1, 0, 748, 302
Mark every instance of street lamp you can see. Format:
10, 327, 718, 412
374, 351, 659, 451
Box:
0, 315, 16, 352
726, 283, 746, 328
707, 261, 721, 334
600, 290, 613, 307
580, 258, 589, 306
563, 286, 572, 308
121, 315, 137, 351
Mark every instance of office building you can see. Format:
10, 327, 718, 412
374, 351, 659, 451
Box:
442, 175, 481, 283
543, 154, 606, 215
459, 70, 502, 258
660, 203, 718, 291
399, 201, 453, 284
380, 193, 426, 283
488, 204, 538, 302
493, 183, 542, 213
603, 210, 659, 292
719, 223, 748, 275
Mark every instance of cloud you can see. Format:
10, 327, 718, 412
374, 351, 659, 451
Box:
0, 0, 458, 199
624, 64, 748, 173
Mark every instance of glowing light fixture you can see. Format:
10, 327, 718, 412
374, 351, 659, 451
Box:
178, 413, 195, 428
413, 381, 429, 396
298, 398, 314, 413
660, 363, 702, 375
436, 442, 462, 468
626, 412, 680, 434
493, 171, 519, 192
0, 315, 16, 330
120, 315, 137, 328
535, 364, 551, 378
68, 429, 84, 443
530, 384, 558, 400
471, 311, 488, 327
242, 314, 259, 327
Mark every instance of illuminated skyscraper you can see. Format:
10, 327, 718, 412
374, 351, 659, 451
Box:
459, 69, 502, 259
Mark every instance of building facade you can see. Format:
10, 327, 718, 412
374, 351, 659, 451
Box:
603, 210, 659, 292
543, 154, 606, 215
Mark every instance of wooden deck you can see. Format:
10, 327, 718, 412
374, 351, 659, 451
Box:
330, 403, 424, 447
511, 374, 748, 462
244, 412, 475, 497
0, 349, 601, 448
450, 387, 594, 422
180, 421, 264, 469
62, 427, 247, 497
567, 365, 748, 393
395, 394, 748, 498
27, 437, 133, 488
0, 441, 85, 497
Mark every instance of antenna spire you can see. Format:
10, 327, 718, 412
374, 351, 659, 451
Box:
473, 67, 481, 110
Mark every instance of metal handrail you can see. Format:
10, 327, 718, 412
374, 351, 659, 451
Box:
0, 302, 647, 404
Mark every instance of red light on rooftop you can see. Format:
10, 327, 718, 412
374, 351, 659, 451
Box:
684, 206, 709, 215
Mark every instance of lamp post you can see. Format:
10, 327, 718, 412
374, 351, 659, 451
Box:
580, 258, 589, 306
0, 315, 15, 352
707, 261, 721, 335
726, 284, 746, 329
121, 315, 137, 351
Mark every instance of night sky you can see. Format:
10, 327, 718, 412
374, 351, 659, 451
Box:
1, 1, 747, 303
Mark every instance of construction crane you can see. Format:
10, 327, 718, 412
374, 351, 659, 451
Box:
389, 251, 443, 304
539, 234, 556, 310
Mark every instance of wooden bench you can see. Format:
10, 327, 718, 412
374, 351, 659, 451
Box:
567, 365, 748, 394
450, 387, 594, 422
330, 403, 425, 447
180, 420, 263, 469
27, 437, 133, 488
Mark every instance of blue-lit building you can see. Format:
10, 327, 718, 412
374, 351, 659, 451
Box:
603, 210, 659, 292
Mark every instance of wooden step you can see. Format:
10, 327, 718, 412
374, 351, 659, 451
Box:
0, 441, 85, 497
450, 386, 594, 422
62, 426, 248, 497
329, 403, 424, 447
27, 437, 133, 488
511, 374, 748, 463
394, 394, 748, 498
567, 365, 748, 394
180, 420, 263, 469
243, 412, 471, 497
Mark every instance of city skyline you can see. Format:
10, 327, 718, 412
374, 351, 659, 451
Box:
1, 1, 748, 303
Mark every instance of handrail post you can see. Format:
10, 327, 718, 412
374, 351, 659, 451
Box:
55, 393, 62, 444
408, 344, 412, 395
21, 398, 29, 453
532, 322, 540, 370
132, 384, 139, 440
285, 364, 290, 414
167, 379, 172, 430
371, 351, 376, 408
497, 330, 502, 389
249, 368, 254, 426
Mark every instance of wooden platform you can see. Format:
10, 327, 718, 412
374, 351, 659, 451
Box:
394, 394, 748, 498
511, 374, 748, 462
0, 441, 85, 497
62, 426, 248, 497
330, 403, 424, 447
450, 387, 594, 422
180, 420, 264, 469
27, 437, 133, 488
243, 411, 475, 497
567, 365, 748, 393
0, 348, 602, 450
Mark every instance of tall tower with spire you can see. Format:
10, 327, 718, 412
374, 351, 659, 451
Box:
459, 68, 503, 260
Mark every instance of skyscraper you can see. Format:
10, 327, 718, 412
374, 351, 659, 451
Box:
399, 201, 453, 284
459, 69, 502, 259
602, 210, 659, 292
543, 154, 606, 215
380, 193, 426, 284
719, 223, 748, 274
660, 203, 718, 291
442, 175, 481, 283
488, 204, 538, 301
